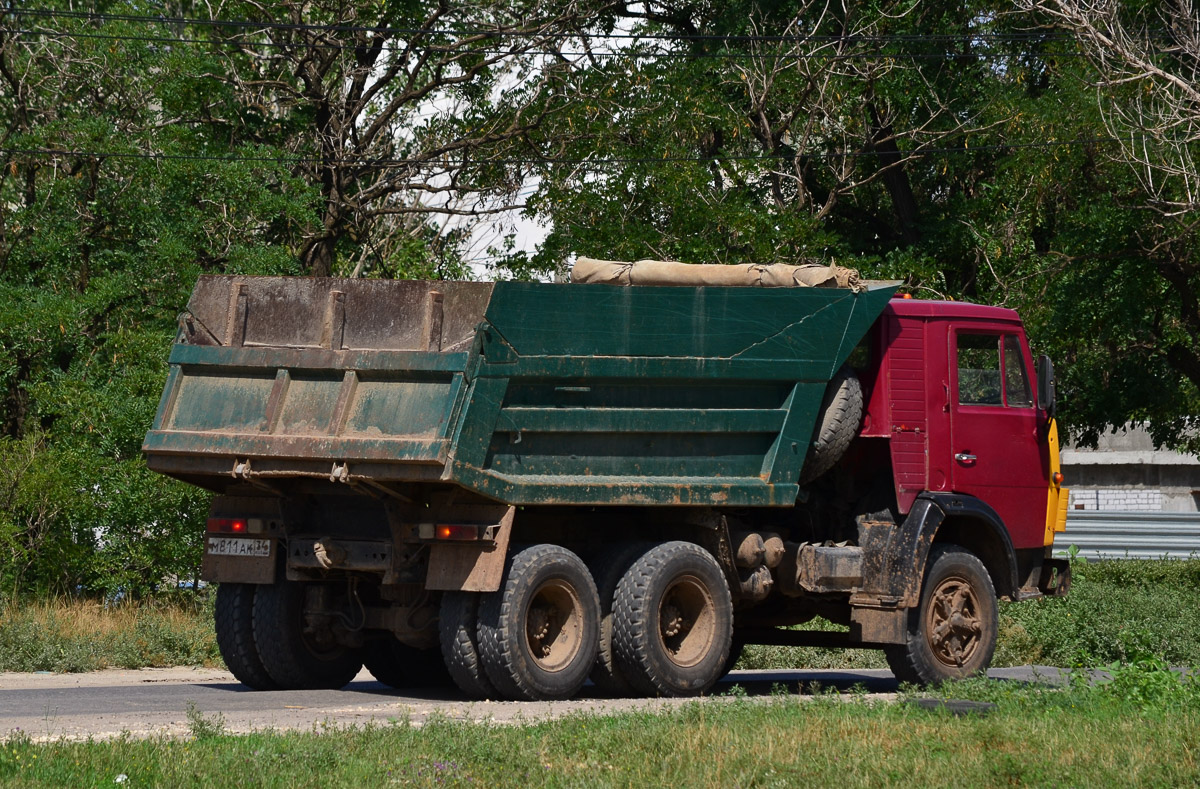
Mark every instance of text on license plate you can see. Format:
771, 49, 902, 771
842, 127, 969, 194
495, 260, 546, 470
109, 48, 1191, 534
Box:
207, 537, 271, 558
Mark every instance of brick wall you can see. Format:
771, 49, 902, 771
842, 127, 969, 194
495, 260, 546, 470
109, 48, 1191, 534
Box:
1069, 488, 1163, 512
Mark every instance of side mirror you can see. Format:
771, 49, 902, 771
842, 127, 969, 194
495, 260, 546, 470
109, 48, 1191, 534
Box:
1037, 354, 1056, 418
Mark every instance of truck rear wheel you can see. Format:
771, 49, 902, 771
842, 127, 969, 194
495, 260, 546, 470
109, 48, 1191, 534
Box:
363, 637, 452, 689
478, 544, 600, 701
214, 583, 278, 690
439, 592, 498, 699
884, 544, 998, 686
252, 580, 362, 690
587, 542, 651, 697
612, 541, 733, 697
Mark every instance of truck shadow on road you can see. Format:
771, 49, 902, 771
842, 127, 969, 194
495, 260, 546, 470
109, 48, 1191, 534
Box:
199, 666, 1065, 702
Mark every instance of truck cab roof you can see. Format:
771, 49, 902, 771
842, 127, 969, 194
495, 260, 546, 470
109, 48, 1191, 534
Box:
885, 297, 1021, 323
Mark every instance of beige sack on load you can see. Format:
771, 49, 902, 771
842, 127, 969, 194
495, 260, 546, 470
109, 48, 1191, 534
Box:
570, 256, 863, 292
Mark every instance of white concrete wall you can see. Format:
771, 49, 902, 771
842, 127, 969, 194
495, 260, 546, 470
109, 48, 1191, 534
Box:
1060, 424, 1200, 513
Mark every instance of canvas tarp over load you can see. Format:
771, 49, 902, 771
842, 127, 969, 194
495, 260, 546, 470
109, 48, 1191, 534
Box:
570, 256, 864, 292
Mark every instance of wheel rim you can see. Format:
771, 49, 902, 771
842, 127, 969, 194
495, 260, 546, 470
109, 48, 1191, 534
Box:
924, 574, 984, 668
524, 578, 584, 672
656, 574, 716, 668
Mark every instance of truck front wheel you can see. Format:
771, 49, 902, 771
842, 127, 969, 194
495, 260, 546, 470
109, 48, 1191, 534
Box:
884, 544, 998, 686
252, 580, 363, 690
478, 544, 600, 701
612, 541, 733, 697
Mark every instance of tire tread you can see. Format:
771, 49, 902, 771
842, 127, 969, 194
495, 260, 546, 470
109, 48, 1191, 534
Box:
252, 581, 361, 690
439, 592, 497, 699
478, 544, 599, 701
884, 544, 998, 686
612, 541, 732, 698
214, 583, 278, 691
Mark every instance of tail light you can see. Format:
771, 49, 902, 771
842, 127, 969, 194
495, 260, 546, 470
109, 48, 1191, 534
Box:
418, 523, 491, 541
207, 517, 264, 534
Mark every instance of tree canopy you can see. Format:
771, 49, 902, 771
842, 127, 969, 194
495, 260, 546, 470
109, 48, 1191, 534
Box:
1, 0, 1197, 595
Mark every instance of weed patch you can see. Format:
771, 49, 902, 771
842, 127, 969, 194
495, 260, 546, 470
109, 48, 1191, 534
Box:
0, 595, 218, 672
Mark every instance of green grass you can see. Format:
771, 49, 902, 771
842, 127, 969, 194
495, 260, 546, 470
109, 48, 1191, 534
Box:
3, 679, 1200, 787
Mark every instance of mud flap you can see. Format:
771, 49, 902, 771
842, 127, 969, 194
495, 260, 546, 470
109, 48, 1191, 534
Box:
850, 606, 907, 645
425, 506, 515, 592
1039, 557, 1071, 597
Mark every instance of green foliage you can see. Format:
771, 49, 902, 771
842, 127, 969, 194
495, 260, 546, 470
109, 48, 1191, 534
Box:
995, 559, 1200, 669
1099, 654, 1193, 709
0, 5, 316, 595
2, 0, 1200, 598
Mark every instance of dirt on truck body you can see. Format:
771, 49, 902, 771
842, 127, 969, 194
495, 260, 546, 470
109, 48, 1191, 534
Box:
144, 266, 1070, 700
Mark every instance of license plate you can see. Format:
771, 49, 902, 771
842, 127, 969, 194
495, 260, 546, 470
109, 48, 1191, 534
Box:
207, 537, 271, 558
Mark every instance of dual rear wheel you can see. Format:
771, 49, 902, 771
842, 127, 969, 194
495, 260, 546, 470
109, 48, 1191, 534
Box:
216, 580, 449, 691
214, 580, 363, 691
439, 540, 735, 701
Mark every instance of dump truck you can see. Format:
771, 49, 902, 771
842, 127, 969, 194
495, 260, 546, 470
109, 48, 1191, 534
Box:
143, 262, 1070, 700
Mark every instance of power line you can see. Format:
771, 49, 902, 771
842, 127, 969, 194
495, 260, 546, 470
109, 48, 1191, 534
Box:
4, 6, 1104, 45
1, 25, 1099, 60
0, 137, 1128, 169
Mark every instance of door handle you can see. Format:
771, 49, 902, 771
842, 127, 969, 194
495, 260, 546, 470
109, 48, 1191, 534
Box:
955, 453, 977, 463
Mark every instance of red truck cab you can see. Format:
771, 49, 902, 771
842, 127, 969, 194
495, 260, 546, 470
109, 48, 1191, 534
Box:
862, 298, 1069, 551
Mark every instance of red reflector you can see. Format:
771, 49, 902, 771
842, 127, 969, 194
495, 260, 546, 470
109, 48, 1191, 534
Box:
1053, 472, 1065, 485
436, 524, 480, 541
207, 518, 248, 534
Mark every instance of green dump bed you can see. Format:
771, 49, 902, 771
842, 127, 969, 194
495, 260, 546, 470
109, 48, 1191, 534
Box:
144, 276, 897, 507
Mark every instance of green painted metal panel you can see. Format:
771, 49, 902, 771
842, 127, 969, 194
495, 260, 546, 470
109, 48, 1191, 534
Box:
145, 275, 898, 506
443, 282, 898, 506
277, 374, 343, 435
496, 407, 787, 434
450, 463, 799, 507
481, 282, 865, 361
169, 344, 470, 373
344, 379, 458, 438
484, 431, 774, 478
167, 371, 276, 432
477, 355, 832, 381
143, 431, 448, 463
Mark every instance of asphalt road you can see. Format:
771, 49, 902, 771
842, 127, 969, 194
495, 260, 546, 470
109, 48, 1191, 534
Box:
0, 665, 1067, 742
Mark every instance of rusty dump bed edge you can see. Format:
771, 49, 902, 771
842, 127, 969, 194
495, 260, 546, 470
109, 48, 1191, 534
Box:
143, 275, 898, 507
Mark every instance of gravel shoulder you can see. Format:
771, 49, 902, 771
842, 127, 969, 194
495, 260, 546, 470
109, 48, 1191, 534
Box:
0, 667, 903, 742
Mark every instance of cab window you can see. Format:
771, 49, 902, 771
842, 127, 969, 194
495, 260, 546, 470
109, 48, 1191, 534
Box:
1003, 335, 1032, 407
957, 333, 1003, 405
957, 332, 1032, 407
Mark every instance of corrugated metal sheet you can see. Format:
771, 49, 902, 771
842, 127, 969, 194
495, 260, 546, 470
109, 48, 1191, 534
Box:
1059, 511, 1200, 560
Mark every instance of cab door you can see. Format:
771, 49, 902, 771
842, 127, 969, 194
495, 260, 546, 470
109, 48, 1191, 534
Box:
949, 328, 1047, 548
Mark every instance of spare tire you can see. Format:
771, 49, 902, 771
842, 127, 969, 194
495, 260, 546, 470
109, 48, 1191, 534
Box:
799, 365, 863, 484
